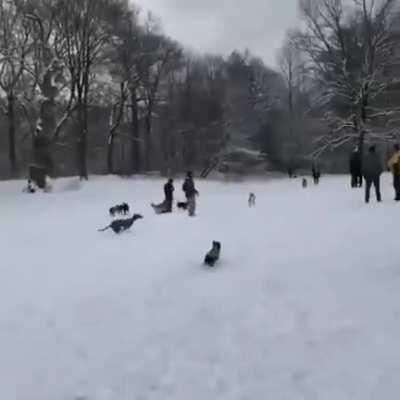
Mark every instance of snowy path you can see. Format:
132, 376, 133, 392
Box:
1, 175, 400, 400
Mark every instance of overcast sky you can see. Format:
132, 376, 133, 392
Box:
134, 0, 299, 67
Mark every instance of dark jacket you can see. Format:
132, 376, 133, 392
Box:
312, 163, 321, 177
182, 177, 197, 198
363, 153, 382, 180
164, 181, 174, 202
350, 151, 362, 175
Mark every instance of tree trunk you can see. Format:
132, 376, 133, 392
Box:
161, 127, 169, 176
144, 111, 152, 171
81, 71, 90, 180
7, 92, 17, 173
78, 133, 88, 180
288, 79, 295, 169
130, 88, 140, 173
358, 128, 365, 161
107, 131, 115, 175
32, 60, 62, 176
359, 90, 369, 154
77, 101, 88, 180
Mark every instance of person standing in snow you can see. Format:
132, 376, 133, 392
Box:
311, 161, 321, 185
182, 171, 199, 217
350, 147, 362, 188
387, 144, 400, 201
363, 145, 382, 203
151, 178, 174, 214
164, 178, 174, 212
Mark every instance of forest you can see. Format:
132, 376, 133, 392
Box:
0, 0, 399, 179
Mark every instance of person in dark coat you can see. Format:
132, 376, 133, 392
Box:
311, 162, 321, 185
388, 144, 400, 201
363, 146, 382, 203
164, 178, 174, 212
151, 178, 174, 214
350, 147, 362, 188
182, 171, 199, 216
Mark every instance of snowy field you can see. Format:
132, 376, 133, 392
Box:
1, 174, 400, 400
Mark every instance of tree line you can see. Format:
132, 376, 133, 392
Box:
0, 0, 399, 180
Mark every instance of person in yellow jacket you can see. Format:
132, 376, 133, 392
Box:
388, 144, 400, 201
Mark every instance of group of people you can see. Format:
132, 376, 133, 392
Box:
349, 144, 400, 203
151, 171, 199, 216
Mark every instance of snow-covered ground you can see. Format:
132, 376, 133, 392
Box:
1, 174, 400, 400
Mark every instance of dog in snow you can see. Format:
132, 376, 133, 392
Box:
109, 202, 130, 217
99, 214, 143, 234
177, 201, 188, 210
204, 241, 221, 267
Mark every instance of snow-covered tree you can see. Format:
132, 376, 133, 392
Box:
20, 0, 73, 174
296, 0, 400, 157
0, 0, 30, 173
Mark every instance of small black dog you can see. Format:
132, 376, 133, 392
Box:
248, 193, 256, 207
99, 214, 143, 234
204, 241, 221, 267
302, 178, 308, 188
177, 201, 188, 210
109, 202, 130, 217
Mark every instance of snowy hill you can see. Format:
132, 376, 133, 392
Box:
1, 174, 400, 400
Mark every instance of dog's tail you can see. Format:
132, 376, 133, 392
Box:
98, 225, 111, 232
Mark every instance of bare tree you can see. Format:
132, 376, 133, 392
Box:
20, 0, 75, 175
277, 33, 313, 167
0, 0, 30, 173
55, 0, 113, 179
110, 1, 142, 173
106, 81, 128, 174
135, 17, 182, 171
296, 0, 399, 157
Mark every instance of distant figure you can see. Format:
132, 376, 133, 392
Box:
350, 147, 363, 188
363, 145, 382, 203
248, 193, 256, 207
23, 179, 36, 193
288, 166, 296, 178
388, 144, 400, 201
182, 171, 199, 217
151, 178, 174, 214
311, 162, 321, 185
164, 178, 174, 212
302, 178, 308, 188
